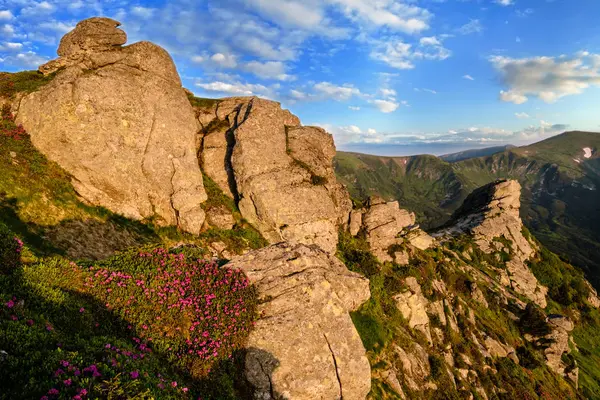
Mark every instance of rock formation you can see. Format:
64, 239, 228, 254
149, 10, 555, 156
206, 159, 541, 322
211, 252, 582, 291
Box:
195, 97, 351, 253
394, 277, 433, 344
16, 18, 207, 233
541, 315, 578, 385
437, 180, 548, 308
347, 197, 435, 262
226, 243, 371, 400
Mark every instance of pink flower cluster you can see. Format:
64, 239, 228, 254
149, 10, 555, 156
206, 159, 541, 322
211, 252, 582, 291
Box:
82, 248, 256, 374
14, 237, 24, 253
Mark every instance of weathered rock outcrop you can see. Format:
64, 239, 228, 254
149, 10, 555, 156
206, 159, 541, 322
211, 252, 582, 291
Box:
542, 315, 578, 385
16, 18, 207, 233
197, 97, 351, 253
438, 180, 548, 308
394, 277, 432, 344
227, 243, 371, 399
347, 197, 434, 262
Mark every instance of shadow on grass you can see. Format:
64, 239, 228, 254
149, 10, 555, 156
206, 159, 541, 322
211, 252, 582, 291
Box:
0, 194, 160, 261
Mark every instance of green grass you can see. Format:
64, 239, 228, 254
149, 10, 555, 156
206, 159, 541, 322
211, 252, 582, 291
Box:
187, 94, 221, 110
0, 70, 57, 98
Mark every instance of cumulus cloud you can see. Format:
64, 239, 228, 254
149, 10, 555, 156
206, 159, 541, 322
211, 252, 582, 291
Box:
463, 74, 475, 81
370, 35, 451, 70
371, 99, 400, 113
195, 80, 276, 98
0, 10, 14, 21
515, 112, 530, 119
313, 82, 361, 101
495, 0, 514, 6
243, 61, 295, 81
348, 106, 361, 111
329, 0, 431, 34
500, 90, 527, 104
491, 52, 600, 104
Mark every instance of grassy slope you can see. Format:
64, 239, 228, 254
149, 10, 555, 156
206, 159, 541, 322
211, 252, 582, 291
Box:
335, 131, 600, 287
338, 230, 600, 400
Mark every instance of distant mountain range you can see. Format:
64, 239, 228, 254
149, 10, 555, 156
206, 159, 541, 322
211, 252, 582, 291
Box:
335, 131, 600, 288
440, 145, 516, 162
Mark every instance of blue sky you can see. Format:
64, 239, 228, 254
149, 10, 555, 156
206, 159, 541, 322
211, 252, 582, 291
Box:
1, 0, 600, 155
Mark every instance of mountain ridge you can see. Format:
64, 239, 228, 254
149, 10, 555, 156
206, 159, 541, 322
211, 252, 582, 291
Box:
335, 131, 600, 289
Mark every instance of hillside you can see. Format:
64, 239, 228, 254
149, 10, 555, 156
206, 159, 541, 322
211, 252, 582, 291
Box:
335, 131, 600, 288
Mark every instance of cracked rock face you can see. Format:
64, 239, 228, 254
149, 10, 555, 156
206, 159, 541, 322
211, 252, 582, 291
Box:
226, 243, 371, 400
438, 180, 547, 308
17, 18, 207, 233
197, 97, 351, 253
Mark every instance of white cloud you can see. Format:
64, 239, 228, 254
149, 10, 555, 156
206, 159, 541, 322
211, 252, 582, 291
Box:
457, 19, 483, 35
20, 1, 56, 18
1, 51, 48, 68
328, 0, 431, 34
0, 10, 14, 21
0, 42, 22, 51
370, 35, 451, 70
244, 60, 295, 81
495, 0, 514, 6
290, 89, 308, 100
313, 82, 361, 101
131, 6, 156, 19
195, 80, 275, 98
372, 99, 399, 113
38, 21, 75, 34
463, 74, 475, 81
500, 90, 528, 104
367, 128, 377, 134
423, 88, 437, 94
348, 106, 361, 111
515, 112, 530, 119
491, 53, 600, 104
211, 53, 238, 69
379, 88, 397, 98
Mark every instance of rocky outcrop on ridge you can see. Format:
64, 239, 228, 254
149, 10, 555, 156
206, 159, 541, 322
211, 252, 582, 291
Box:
227, 243, 371, 400
196, 97, 352, 253
437, 180, 548, 308
347, 196, 434, 262
16, 18, 207, 233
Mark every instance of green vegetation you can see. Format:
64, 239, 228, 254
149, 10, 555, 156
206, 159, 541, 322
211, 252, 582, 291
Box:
0, 223, 22, 274
0, 70, 57, 98
186, 94, 221, 109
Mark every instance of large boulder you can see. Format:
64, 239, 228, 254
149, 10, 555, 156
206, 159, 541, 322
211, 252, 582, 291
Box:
196, 97, 351, 253
17, 18, 207, 233
437, 180, 547, 308
227, 243, 371, 399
